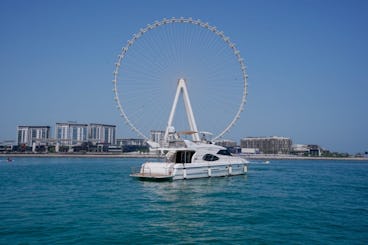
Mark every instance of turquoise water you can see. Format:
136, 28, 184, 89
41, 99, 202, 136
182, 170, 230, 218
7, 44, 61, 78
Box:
0, 158, 367, 244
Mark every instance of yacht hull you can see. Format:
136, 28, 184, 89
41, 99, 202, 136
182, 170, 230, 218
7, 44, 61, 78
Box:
130, 161, 248, 181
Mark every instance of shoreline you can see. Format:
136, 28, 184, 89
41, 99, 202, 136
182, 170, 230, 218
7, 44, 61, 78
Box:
1, 153, 368, 161
238, 154, 368, 162
1, 153, 160, 158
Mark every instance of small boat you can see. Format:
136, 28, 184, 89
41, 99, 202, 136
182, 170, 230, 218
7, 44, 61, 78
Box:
130, 140, 248, 181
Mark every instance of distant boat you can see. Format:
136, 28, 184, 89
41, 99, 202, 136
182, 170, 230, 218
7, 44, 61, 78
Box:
130, 140, 249, 181
264, 160, 270, 164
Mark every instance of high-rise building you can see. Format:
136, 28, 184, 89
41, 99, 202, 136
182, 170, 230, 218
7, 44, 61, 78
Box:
55, 122, 88, 146
241, 136, 292, 154
17, 126, 50, 146
89, 123, 116, 145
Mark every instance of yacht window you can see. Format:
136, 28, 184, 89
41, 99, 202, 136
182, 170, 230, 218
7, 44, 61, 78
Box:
175, 151, 195, 163
203, 154, 219, 161
217, 149, 232, 156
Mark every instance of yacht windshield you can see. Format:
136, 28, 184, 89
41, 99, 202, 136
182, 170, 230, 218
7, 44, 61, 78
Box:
203, 154, 219, 161
217, 149, 232, 156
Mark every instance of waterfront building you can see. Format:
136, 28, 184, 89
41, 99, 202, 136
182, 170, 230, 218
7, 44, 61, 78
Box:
89, 123, 116, 145
240, 136, 292, 154
150, 130, 165, 144
117, 138, 146, 146
116, 138, 148, 152
214, 139, 237, 148
291, 144, 310, 155
55, 122, 88, 146
307, 145, 322, 156
241, 148, 260, 154
291, 144, 322, 156
0, 140, 16, 152
17, 126, 50, 146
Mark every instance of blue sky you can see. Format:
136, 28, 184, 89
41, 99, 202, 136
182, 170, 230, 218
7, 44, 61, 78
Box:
0, 0, 367, 153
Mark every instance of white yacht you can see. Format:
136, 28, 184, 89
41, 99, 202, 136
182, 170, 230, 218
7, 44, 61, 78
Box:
130, 140, 248, 181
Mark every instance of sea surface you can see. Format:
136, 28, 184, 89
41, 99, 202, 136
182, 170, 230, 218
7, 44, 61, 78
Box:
0, 157, 367, 244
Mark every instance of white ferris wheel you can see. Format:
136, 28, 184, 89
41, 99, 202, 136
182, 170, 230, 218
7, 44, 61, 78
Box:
113, 17, 248, 143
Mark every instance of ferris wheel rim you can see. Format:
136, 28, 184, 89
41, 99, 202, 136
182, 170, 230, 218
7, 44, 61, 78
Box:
112, 17, 248, 140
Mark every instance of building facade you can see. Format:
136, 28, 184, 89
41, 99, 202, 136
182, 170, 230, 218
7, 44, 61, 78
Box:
17, 126, 50, 146
55, 122, 88, 146
291, 144, 322, 156
241, 136, 292, 154
117, 138, 146, 146
89, 123, 116, 145
150, 130, 165, 144
214, 139, 237, 148
116, 138, 148, 152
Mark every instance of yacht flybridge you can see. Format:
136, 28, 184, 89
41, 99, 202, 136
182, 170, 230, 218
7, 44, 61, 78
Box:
130, 139, 248, 180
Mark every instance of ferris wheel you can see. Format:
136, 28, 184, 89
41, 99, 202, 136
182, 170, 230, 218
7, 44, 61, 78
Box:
113, 17, 248, 142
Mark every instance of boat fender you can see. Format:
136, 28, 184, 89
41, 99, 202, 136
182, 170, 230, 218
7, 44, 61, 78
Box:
183, 168, 187, 179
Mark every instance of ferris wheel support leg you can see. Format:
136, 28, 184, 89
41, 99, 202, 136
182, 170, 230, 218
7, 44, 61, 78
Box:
180, 79, 200, 141
165, 80, 181, 141
164, 78, 200, 142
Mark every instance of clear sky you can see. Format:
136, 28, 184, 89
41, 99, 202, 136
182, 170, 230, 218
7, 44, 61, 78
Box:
0, 0, 367, 154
